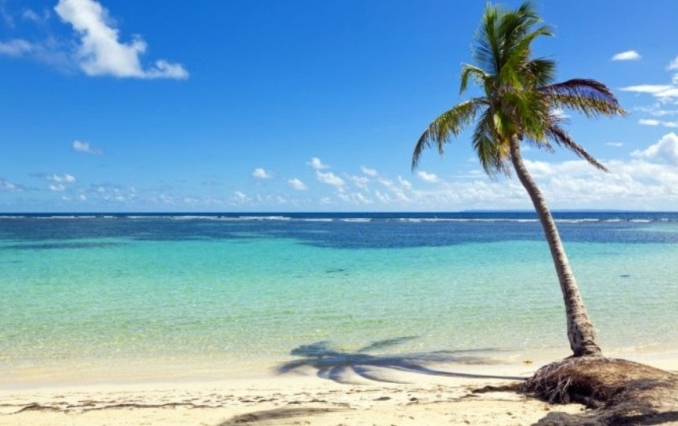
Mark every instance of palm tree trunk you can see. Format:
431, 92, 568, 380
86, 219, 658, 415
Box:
509, 136, 602, 357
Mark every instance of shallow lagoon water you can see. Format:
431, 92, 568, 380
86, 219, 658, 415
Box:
1, 212, 677, 383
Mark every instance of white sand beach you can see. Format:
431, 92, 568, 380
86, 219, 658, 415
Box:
3, 352, 676, 426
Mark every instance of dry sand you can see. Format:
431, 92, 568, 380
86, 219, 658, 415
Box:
2, 352, 676, 426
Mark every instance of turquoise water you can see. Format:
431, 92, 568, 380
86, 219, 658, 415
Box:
1, 213, 677, 383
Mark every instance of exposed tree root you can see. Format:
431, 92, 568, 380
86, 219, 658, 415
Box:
521, 357, 678, 425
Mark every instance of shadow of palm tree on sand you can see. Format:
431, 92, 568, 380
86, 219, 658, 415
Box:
277, 337, 526, 384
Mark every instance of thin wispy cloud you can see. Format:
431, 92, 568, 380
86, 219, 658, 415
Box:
361, 166, 378, 176
22, 8, 50, 23
232, 191, 248, 203
612, 50, 641, 61
621, 85, 674, 96
669, 56, 678, 71
0, 38, 34, 56
639, 118, 678, 128
72, 140, 102, 154
54, 0, 188, 79
0, 178, 22, 192
350, 175, 370, 190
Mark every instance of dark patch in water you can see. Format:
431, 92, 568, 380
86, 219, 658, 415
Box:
2, 242, 122, 250
620, 274, 630, 278
326, 268, 347, 274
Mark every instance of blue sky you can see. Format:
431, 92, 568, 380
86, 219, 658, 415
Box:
1, 0, 678, 212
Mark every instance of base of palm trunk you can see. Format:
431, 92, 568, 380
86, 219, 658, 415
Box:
520, 357, 678, 425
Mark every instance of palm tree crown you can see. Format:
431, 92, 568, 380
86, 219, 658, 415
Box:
412, 1, 625, 175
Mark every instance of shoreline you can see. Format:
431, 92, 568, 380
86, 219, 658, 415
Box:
4, 345, 677, 389
2, 352, 676, 426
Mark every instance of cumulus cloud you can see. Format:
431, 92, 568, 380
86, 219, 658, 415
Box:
307, 157, 329, 170
316, 171, 344, 188
252, 168, 272, 179
54, 0, 188, 79
631, 132, 678, 166
288, 178, 308, 190
669, 56, 678, 71
72, 139, 102, 154
417, 170, 439, 183
612, 50, 641, 61
639, 119, 660, 126
48, 173, 76, 183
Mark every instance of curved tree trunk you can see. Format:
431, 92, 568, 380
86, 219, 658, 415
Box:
509, 137, 602, 357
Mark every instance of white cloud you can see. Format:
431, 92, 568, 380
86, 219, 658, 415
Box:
54, 0, 188, 79
639, 119, 660, 126
307, 157, 329, 170
337, 192, 373, 205
417, 170, 439, 183
22, 9, 41, 22
49, 183, 66, 191
48, 173, 76, 183
398, 176, 412, 190
232, 191, 248, 203
350, 175, 370, 190
72, 139, 102, 154
0, 179, 21, 192
631, 132, 678, 166
316, 171, 344, 188
252, 168, 272, 179
0, 36, 71, 70
0, 39, 34, 56
551, 108, 568, 120
361, 166, 378, 176
612, 50, 641, 61
668, 56, 678, 71
621, 85, 673, 95
288, 178, 308, 190
605, 142, 624, 147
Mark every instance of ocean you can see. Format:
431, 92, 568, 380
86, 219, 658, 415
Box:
1, 212, 677, 384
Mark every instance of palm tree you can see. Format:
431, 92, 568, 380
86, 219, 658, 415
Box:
412, 1, 625, 357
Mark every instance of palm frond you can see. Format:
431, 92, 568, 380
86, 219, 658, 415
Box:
472, 109, 511, 177
546, 125, 609, 171
540, 79, 627, 118
460, 64, 489, 94
412, 99, 486, 169
523, 57, 556, 88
